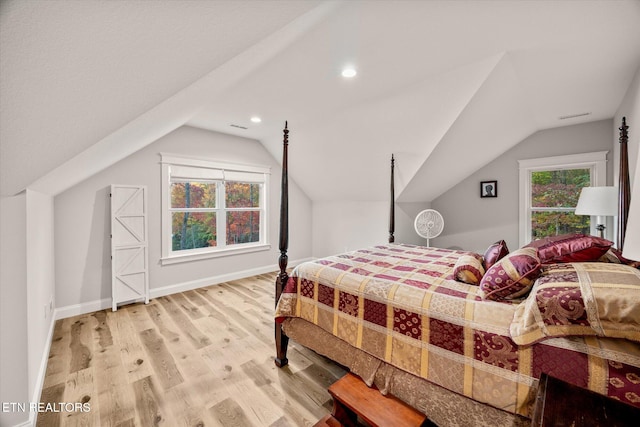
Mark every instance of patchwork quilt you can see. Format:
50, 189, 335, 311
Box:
275, 244, 640, 416
511, 262, 640, 344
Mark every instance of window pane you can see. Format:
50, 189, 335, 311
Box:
226, 211, 260, 245
225, 182, 260, 208
171, 182, 216, 209
531, 168, 590, 208
172, 212, 216, 251
531, 211, 590, 240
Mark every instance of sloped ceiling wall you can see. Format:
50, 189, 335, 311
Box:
2, 1, 640, 205
0, 0, 322, 196
398, 53, 537, 202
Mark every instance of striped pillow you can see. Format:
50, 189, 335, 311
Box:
453, 255, 485, 285
479, 247, 541, 301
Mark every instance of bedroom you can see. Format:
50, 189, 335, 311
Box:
1, 1, 640, 426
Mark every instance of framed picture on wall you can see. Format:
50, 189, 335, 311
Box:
481, 180, 497, 198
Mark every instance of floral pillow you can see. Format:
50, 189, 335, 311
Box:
483, 240, 509, 270
453, 255, 485, 285
510, 262, 640, 345
479, 247, 541, 301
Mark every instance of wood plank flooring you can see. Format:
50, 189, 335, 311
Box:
38, 273, 346, 427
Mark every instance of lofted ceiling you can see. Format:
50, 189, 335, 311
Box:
0, 0, 321, 196
2, 1, 640, 203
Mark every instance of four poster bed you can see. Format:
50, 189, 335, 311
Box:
274, 119, 640, 426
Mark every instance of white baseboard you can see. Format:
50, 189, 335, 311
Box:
149, 265, 270, 299
23, 313, 57, 427
148, 257, 311, 299
54, 298, 111, 321
55, 257, 312, 320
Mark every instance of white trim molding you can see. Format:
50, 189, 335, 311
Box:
55, 258, 313, 320
518, 151, 608, 247
160, 153, 271, 265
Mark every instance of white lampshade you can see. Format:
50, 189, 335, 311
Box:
575, 187, 618, 217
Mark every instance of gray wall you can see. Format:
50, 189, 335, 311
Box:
55, 126, 312, 310
615, 64, 640, 201
311, 200, 431, 258
312, 201, 388, 257
614, 64, 640, 259
0, 194, 29, 427
0, 190, 55, 427
26, 190, 56, 404
431, 119, 614, 253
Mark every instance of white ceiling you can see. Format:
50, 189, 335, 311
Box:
0, 0, 320, 195
2, 1, 640, 202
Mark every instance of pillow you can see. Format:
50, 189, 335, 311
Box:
453, 255, 485, 285
510, 262, 640, 345
479, 247, 541, 301
599, 247, 640, 267
483, 240, 509, 270
525, 233, 612, 264
599, 248, 623, 263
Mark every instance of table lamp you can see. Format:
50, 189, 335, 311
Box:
575, 186, 618, 239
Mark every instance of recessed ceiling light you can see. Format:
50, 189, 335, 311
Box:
250, 116, 262, 123
341, 67, 357, 78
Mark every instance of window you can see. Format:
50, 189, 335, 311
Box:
518, 151, 607, 246
161, 154, 270, 264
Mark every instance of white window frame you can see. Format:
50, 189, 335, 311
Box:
518, 151, 608, 247
161, 153, 270, 265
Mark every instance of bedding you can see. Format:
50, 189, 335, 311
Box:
282, 317, 531, 427
478, 247, 541, 301
600, 247, 640, 267
510, 262, 640, 345
275, 243, 640, 418
483, 239, 509, 269
525, 233, 612, 264
453, 254, 485, 285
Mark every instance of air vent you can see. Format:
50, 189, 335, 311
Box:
230, 124, 248, 130
559, 112, 591, 120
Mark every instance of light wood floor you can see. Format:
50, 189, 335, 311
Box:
38, 272, 346, 427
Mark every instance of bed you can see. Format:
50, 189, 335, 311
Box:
273, 119, 640, 426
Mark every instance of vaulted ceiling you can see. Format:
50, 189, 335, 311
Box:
2, 1, 639, 203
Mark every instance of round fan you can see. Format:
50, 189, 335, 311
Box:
414, 209, 444, 247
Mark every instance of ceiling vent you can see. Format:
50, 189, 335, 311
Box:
230, 124, 248, 129
559, 112, 591, 120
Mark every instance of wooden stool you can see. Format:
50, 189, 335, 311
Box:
315, 372, 434, 427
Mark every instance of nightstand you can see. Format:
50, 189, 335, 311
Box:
531, 373, 640, 426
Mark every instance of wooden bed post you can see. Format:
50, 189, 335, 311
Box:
275, 122, 290, 368
389, 154, 395, 243
618, 117, 630, 250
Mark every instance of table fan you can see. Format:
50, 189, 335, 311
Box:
414, 209, 444, 247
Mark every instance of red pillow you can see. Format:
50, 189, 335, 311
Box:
483, 240, 509, 270
526, 233, 612, 264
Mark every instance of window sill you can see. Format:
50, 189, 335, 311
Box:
160, 243, 271, 265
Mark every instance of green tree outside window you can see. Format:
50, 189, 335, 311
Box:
530, 168, 591, 239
